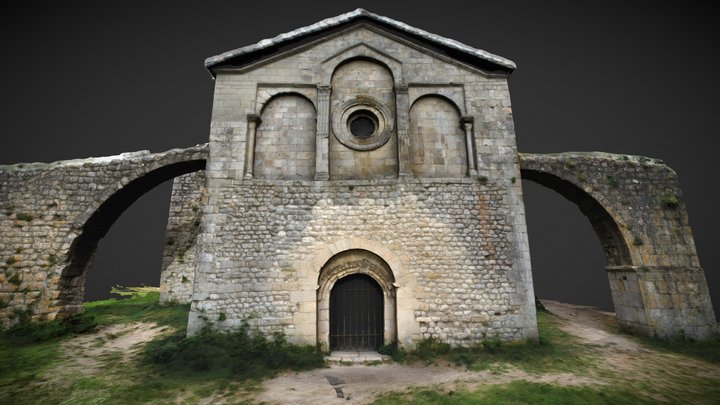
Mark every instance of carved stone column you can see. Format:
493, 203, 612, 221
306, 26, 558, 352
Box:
395, 84, 412, 177
314, 85, 331, 181
461, 115, 478, 177
244, 113, 261, 179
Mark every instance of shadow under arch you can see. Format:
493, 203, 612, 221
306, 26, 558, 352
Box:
57, 159, 206, 316
520, 168, 632, 267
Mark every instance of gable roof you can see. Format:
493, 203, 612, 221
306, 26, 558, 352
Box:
204, 8, 516, 76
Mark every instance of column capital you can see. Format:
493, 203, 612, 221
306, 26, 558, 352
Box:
246, 113, 262, 124
460, 115, 474, 124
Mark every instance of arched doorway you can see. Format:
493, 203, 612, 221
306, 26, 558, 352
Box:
330, 274, 384, 350
317, 249, 396, 351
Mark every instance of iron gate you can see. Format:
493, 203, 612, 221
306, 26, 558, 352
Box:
329, 274, 384, 350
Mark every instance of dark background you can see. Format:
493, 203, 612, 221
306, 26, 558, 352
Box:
1, 2, 717, 318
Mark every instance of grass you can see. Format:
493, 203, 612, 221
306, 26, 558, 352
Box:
84, 286, 189, 329
385, 310, 599, 375
0, 307, 97, 402
144, 325, 325, 380
631, 333, 720, 364
0, 338, 62, 399
372, 380, 659, 405
1, 286, 325, 404
2, 312, 96, 343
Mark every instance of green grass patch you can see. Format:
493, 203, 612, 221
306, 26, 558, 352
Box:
388, 310, 598, 375
0, 338, 61, 401
2, 311, 96, 344
632, 333, 720, 364
144, 324, 325, 380
0, 286, 276, 404
373, 380, 658, 405
84, 286, 189, 329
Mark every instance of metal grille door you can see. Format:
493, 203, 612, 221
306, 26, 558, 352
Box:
329, 274, 384, 350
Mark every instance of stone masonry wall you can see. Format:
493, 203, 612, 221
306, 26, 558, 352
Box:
188, 178, 533, 348
0, 145, 207, 327
159, 171, 206, 304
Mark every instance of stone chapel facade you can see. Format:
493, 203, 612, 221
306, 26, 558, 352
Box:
168, 9, 537, 349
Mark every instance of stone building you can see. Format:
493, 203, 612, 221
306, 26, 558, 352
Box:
179, 9, 535, 350
0, 9, 716, 350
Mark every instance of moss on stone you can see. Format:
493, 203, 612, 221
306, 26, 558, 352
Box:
660, 193, 679, 208
15, 213, 33, 222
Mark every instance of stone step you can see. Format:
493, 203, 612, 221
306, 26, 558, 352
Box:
326, 351, 390, 364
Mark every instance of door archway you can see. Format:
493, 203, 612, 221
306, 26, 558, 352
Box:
317, 249, 396, 351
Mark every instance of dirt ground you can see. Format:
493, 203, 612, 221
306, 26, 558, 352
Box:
255, 300, 720, 404
46, 301, 720, 404
41, 321, 170, 390
254, 362, 597, 404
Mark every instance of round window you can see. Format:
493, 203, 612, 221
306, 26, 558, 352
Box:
348, 111, 378, 139
332, 97, 394, 151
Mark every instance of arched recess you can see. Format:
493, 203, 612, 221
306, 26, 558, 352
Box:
254, 93, 317, 180
409, 95, 467, 178
317, 249, 396, 351
520, 169, 631, 267
329, 58, 398, 179
57, 159, 206, 317
319, 43, 403, 87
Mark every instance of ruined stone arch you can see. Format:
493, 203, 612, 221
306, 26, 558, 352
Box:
58, 151, 207, 318
517, 153, 718, 338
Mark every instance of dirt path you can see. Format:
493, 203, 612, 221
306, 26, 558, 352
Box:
542, 300, 720, 402
256, 301, 720, 404
48, 322, 169, 380
256, 300, 621, 404
255, 363, 596, 404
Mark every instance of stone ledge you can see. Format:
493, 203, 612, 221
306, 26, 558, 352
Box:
326, 351, 390, 364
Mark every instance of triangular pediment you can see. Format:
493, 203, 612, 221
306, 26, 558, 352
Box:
205, 9, 515, 76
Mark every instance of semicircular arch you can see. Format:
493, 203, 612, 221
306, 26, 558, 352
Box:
58, 157, 206, 315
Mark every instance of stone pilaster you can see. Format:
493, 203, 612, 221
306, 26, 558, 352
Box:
395, 84, 412, 177
314, 85, 331, 181
243, 113, 261, 179
461, 116, 478, 176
